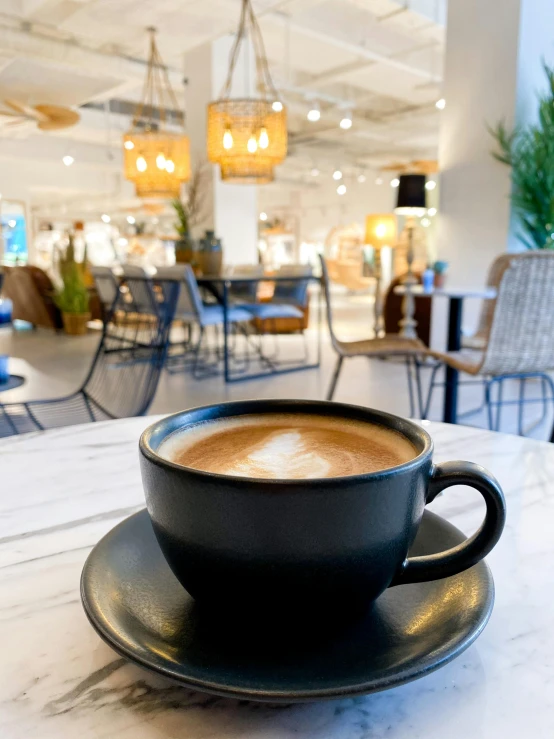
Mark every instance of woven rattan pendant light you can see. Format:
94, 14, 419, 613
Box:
207, 0, 287, 184
124, 28, 190, 198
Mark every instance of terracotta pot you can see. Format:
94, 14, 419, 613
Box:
62, 312, 91, 336
434, 273, 447, 289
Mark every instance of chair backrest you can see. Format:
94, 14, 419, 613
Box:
82, 278, 179, 419
473, 253, 513, 340
91, 266, 119, 313
481, 253, 554, 375
273, 264, 312, 305
155, 265, 203, 320
319, 255, 342, 353
228, 264, 264, 303
121, 264, 160, 315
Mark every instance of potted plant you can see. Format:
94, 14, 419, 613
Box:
433, 260, 449, 288
172, 198, 195, 264
54, 233, 90, 335
171, 164, 209, 265
491, 62, 554, 250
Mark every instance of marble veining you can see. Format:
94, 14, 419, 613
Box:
1, 416, 554, 737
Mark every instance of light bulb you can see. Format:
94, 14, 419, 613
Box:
339, 114, 352, 130
390, 178, 400, 188
101, 214, 111, 224
136, 156, 147, 172
259, 212, 268, 221
165, 159, 175, 173
156, 153, 166, 169
258, 127, 269, 149
333, 170, 342, 181
127, 216, 136, 225
428, 207, 437, 216
436, 98, 446, 110
272, 101, 283, 112
223, 129, 233, 149
124, 140, 134, 150
357, 174, 366, 183
425, 180, 437, 190
375, 223, 387, 238
337, 184, 346, 195
310, 168, 320, 177
62, 155, 74, 166
247, 135, 258, 153
307, 104, 321, 122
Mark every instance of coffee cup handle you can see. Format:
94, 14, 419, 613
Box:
391, 461, 506, 586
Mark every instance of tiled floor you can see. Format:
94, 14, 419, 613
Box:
1, 290, 552, 441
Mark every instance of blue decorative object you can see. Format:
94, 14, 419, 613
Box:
422, 267, 435, 293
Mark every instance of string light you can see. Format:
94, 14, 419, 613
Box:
333, 169, 343, 181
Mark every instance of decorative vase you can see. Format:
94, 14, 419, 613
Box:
198, 230, 223, 276
174, 236, 195, 264
62, 312, 91, 336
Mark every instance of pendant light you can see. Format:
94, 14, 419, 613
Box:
207, 0, 287, 184
123, 27, 190, 198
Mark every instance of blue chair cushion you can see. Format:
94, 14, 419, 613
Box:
200, 305, 253, 326
239, 303, 304, 320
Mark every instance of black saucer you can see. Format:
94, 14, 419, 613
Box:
81, 509, 494, 703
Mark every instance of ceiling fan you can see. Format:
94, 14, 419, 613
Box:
380, 159, 439, 175
0, 99, 80, 131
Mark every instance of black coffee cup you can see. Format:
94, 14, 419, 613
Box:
140, 400, 506, 614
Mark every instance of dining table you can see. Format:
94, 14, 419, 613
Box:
1, 415, 552, 738
394, 285, 497, 423
197, 272, 322, 383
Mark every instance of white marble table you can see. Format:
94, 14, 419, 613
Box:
1, 417, 553, 738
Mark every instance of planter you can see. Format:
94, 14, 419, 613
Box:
62, 312, 91, 336
434, 273, 447, 289
198, 230, 223, 276
174, 237, 195, 264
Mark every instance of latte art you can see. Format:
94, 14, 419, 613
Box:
159, 413, 417, 479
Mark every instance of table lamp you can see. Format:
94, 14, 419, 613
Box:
394, 174, 427, 339
365, 214, 397, 337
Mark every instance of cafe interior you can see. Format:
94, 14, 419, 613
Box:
1, 0, 553, 736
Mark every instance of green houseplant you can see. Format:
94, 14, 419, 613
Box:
491, 62, 554, 250
171, 164, 209, 265
172, 197, 194, 264
54, 233, 90, 335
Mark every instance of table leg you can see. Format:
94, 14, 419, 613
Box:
443, 296, 462, 423
223, 281, 230, 383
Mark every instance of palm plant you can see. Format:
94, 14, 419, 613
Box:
54, 233, 90, 314
490, 63, 554, 250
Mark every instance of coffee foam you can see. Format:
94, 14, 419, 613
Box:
158, 413, 417, 480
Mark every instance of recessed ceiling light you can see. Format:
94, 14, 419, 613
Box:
390, 178, 400, 188
333, 169, 343, 181
339, 112, 353, 130
307, 103, 321, 122
62, 155, 74, 166
310, 167, 320, 177
272, 101, 283, 112
101, 214, 111, 223
259, 212, 268, 221
127, 215, 136, 224
375, 177, 383, 185
436, 98, 446, 110
428, 207, 437, 216
337, 184, 347, 195
357, 174, 366, 183
425, 180, 437, 190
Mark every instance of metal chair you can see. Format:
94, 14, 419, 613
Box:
90, 266, 119, 322
425, 253, 554, 435
462, 253, 513, 350
155, 264, 253, 378
320, 255, 426, 414
0, 276, 179, 438
120, 264, 161, 316
227, 264, 264, 305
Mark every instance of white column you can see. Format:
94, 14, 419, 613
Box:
185, 36, 258, 266
432, 0, 554, 342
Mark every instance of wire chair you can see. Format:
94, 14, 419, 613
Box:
0, 276, 179, 438
425, 253, 554, 435
90, 266, 120, 322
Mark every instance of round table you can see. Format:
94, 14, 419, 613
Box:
0, 417, 552, 738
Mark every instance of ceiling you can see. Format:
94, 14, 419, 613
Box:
0, 0, 446, 212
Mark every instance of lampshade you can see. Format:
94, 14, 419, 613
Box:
365, 214, 397, 249
394, 174, 427, 216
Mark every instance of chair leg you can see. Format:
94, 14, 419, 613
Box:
405, 358, 415, 418
414, 357, 424, 419
485, 380, 494, 430
422, 361, 441, 420
192, 327, 205, 379
327, 356, 344, 401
